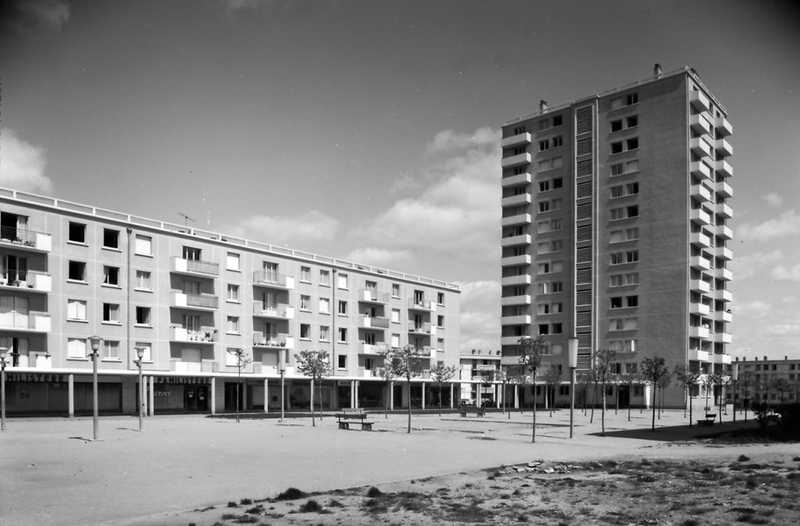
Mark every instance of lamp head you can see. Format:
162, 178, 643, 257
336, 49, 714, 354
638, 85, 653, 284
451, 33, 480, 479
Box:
136, 346, 145, 360
0, 346, 7, 363
568, 337, 578, 369
88, 335, 102, 354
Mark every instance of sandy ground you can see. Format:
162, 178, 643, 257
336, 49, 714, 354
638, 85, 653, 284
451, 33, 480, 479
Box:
1, 408, 796, 526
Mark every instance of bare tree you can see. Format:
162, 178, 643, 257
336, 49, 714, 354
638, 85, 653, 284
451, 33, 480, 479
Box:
675, 365, 702, 427
518, 334, 547, 443
429, 362, 457, 417
295, 350, 331, 427
377, 349, 399, 419
540, 367, 562, 417
227, 348, 252, 423
618, 367, 640, 422
593, 348, 618, 436
384, 345, 427, 433
738, 369, 756, 421
641, 357, 669, 431
657, 370, 673, 419
702, 372, 721, 418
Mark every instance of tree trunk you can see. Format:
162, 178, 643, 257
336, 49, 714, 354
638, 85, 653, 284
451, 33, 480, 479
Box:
406, 377, 412, 434
650, 382, 657, 431
531, 371, 537, 443
601, 381, 606, 436
310, 378, 316, 427
689, 394, 693, 427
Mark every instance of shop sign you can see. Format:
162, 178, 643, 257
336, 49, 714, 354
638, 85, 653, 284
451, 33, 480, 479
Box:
7, 373, 68, 383
156, 377, 209, 385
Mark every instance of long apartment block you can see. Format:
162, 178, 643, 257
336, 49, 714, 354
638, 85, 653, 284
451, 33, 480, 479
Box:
500, 65, 733, 408
0, 188, 461, 415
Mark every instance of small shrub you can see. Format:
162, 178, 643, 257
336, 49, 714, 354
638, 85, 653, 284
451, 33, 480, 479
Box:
738, 454, 751, 462
366, 486, 382, 498
239, 498, 253, 505
233, 515, 259, 524
328, 499, 344, 508
245, 505, 263, 514
298, 499, 324, 513
227, 502, 238, 508
682, 520, 700, 526
276, 487, 306, 500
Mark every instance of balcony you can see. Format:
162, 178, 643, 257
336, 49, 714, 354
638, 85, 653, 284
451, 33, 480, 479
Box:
690, 114, 712, 135
690, 231, 712, 249
501, 152, 532, 168
712, 352, 732, 364
690, 137, 712, 159
501, 294, 532, 306
715, 224, 733, 240
252, 270, 295, 290
501, 193, 532, 207
690, 184, 712, 202
0, 270, 52, 293
502, 254, 531, 267
688, 348, 710, 362
501, 171, 532, 188
714, 181, 732, 199
170, 257, 219, 277
501, 213, 532, 227
690, 303, 711, 316
718, 309, 733, 323
252, 302, 294, 320
170, 291, 219, 310
501, 314, 531, 325
690, 279, 711, 294
501, 336, 528, 347
170, 326, 217, 343
690, 161, 713, 181
361, 315, 390, 329
715, 159, 733, 178
0, 227, 52, 252
360, 342, 389, 355
501, 132, 532, 149
689, 326, 711, 339
358, 289, 389, 304
408, 322, 433, 334
715, 138, 733, 158
714, 202, 733, 219
408, 299, 436, 312
0, 311, 51, 332
714, 116, 732, 137
716, 267, 733, 281
690, 91, 710, 112
253, 331, 294, 349
690, 256, 712, 271
501, 234, 532, 247
716, 289, 733, 302
714, 246, 733, 261
690, 208, 712, 226
501, 274, 531, 287
717, 332, 733, 344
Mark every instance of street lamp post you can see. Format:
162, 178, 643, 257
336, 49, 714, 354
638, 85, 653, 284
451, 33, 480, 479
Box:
88, 335, 102, 441
135, 346, 145, 431
279, 348, 286, 422
568, 337, 578, 439
0, 346, 8, 432
731, 362, 739, 423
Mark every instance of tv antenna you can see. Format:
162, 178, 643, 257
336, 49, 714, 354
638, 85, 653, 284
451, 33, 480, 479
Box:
178, 212, 196, 226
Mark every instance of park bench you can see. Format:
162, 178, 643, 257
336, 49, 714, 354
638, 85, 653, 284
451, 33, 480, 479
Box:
697, 413, 716, 426
459, 404, 486, 418
336, 409, 375, 431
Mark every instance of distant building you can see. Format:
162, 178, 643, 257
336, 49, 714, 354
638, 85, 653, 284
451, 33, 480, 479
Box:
0, 188, 461, 415
732, 356, 800, 407
458, 348, 502, 405
500, 65, 733, 408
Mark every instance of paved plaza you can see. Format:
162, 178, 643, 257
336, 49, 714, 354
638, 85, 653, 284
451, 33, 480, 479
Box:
0, 408, 787, 526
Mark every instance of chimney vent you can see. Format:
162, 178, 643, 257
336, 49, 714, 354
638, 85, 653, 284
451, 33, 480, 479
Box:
654, 63, 663, 78
540, 100, 548, 112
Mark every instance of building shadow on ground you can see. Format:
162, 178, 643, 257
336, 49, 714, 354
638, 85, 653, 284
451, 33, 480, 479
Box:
589, 419, 761, 442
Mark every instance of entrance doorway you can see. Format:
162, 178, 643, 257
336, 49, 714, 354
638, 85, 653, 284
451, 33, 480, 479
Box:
185, 385, 209, 411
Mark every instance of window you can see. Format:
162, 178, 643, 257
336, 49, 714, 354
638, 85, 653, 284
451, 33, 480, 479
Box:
552, 136, 563, 148
391, 308, 400, 323
103, 229, 120, 249
539, 324, 549, 335
610, 251, 637, 265
538, 261, 563, 274
513, 125, 526, 135
437, 292, 445, 305
300, 295, 311, 311
319, 297, 330, 314
103, 266, 120, 286
626, 93, 639, 105
627, 296, 639, 307
391, 333, 400, 347
437, 315, 444, 328
338, 354, 347, 369
134, 235, 152, 256
102, 303, 120, 323
67, 299, 87, 321
135, 306, 151, 325
338, 327, 348, 343
611, 297, 623, 309
610, 318, 638, 331
552, 323, 563, 334
539, 201, 550, 213
226, 252, 240, 271
300, 324, 311, 340
611, 205, 639, 220
610, 228, 639, 243
539, 180, 551, 192
136, 270, 152, 291
539, 139, 550, 152
319, 325, 330, 342
300, 266, 311, 282
68, 261, 86, 281
103, 340, 119, 360
337, 273, 348, 289
553, 115, 563, 127
392, 283, 400, 297
67, 338, 87, 358
552, 177, 563, 189
227, 284, 239, 302
320, 269, 330, 286
338, 300, 347, 315
68, 222, 86, 243
227, 316, 240, 334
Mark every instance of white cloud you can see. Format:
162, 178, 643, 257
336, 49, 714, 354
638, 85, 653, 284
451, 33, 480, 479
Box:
224, 210, 340, 248
351, 127, 500, 265
762, 193, 783, 207
426, 127, 498, 154
772, 263, 800, 282
729, 249, 782, 280
342, 247, 412, 268
737, 210, 800, 241
0, 129, 55, 195
732, 300, 771, 318
457, 280, 501, 353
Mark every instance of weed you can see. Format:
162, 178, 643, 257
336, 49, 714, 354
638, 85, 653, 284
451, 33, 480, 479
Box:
276, 487, 306, 501
366, 486, 382, 498
738, 455, 751, 462
299, 499, 326, 513
227, 502, 238, 508
328, 499, 344, 508
245, 505, 264, 514
682, 520, 701, 526
233, 515, 259, 524
793, 457, 800, 462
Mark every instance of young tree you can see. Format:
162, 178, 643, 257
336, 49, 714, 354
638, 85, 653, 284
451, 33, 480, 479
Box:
429, 362, 457, 417
657, 370, 673, 419
377, 349, 399, 419
675, 365, 702, 427
518, 334, 547, 443
295, 350, 331, 427
702, 372, 721, 418
593, 348, 618, 436
384, 345, 427, 433
641, 357, 668, 431
738, 369, 756, 421
540, 367, 562, 417
618, 366, 640, 422
227, 348, 252, 423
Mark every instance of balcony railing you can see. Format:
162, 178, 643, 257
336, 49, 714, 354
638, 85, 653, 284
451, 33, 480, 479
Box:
361, 315, 390, 329
0, 269, 52, 292
501, 132, 532, 148
408, 322, 432, 334
171, 291, 219, 310
252, 302, 294, 319
0, 226, 52, 252
0, 311, 51, 332
500, 295, 531, 306
253, 331, 294, 349
501, 172, 532, 188
170, 256, 219, 276
170, 326, 217, 343
360, 342, 389, 355
501, 152, 531, 168
501, 193, 532, 207
408, 299, 435, 311
359, 289, 390, 304
501, 213, 532, 227
252, 270, 295, 289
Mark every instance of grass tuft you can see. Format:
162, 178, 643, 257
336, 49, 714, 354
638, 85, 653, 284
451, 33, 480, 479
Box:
276, 487, 306, 501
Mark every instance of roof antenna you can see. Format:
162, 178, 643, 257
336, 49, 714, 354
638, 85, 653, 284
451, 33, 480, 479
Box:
178, 212, 196, 226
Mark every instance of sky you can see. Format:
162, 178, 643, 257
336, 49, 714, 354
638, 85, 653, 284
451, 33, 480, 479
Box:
1, 0, 799, 359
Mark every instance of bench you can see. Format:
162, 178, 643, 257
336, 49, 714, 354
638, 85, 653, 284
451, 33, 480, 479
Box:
460, 405, 486, 418
336, 409, 375, 431
697, 413, 716, 426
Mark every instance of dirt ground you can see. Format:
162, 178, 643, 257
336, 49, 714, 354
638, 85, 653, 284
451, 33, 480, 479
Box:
2, 408, 797, 526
